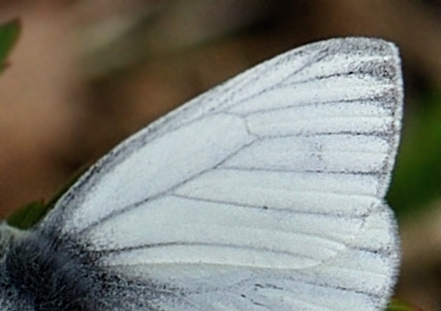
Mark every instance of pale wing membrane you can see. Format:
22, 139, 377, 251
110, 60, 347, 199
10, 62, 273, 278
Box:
39, 38, 402, 311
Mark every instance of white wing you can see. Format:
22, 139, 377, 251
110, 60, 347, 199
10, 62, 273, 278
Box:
39, 37, 402, 311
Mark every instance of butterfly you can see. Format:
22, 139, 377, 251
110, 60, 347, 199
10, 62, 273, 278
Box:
0, 37, 402, 311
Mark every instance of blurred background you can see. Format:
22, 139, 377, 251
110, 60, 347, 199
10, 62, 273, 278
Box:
0, 1, 439, 310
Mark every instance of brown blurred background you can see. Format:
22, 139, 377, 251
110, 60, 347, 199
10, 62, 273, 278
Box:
0, 1, 440, 310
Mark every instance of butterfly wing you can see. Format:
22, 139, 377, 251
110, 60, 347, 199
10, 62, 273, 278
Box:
39, 37, 402, 311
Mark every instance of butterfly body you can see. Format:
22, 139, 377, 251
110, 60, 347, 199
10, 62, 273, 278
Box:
0, 37, 402, 311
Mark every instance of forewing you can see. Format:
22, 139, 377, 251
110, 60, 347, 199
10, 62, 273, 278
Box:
39, 38, 402, 311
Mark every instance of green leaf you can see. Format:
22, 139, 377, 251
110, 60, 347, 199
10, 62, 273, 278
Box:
6, 162, 89, 230
387, 299, 422, 311
6, 200, 49, 230
0, 19, 21, 71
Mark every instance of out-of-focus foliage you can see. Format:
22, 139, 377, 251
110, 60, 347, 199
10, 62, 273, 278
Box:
388, 91, 441, 217
0, 19, 20, 72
